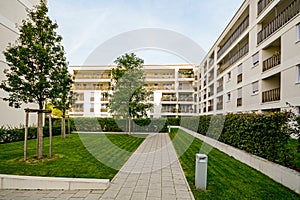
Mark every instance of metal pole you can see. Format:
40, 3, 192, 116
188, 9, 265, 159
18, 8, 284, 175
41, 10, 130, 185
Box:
49, 114, 52, 158
24, 110, 29, 161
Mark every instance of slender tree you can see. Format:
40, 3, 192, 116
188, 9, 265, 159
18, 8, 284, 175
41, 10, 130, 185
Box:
109, 53, 153, 134
0, 0, 69, 159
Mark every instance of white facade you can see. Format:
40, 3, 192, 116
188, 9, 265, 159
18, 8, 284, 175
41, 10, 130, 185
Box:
69, 64, 197, 118
0, 0, 39, 126
197, 0, 300, 115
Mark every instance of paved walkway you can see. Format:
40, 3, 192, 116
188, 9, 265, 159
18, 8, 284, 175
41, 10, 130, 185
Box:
0, 133, 194, 200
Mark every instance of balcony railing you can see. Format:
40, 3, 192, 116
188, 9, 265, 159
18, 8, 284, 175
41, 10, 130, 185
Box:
262, 88, 280, 103
217, 15, 249, 59
161, 96, 177, 101
258, 0, 274, 16
178, 97, 193, 102
208, 106, 213, 112
100, 108, 108, 112
262, 54, 281, 72
237, 98, 242, 107
72, 108, 84, 112
257, 0, 300, 44
73, 86, 110, 90
219, 43, 249, 73
100, 98, 109, 101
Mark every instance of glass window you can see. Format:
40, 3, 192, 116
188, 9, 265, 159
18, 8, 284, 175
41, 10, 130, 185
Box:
252, 81, 259, 94
252, 52, 259, 66
227, 71, 231, 81
238, 64, 243, 75
237, 87, 242, 98
227, 92, 231, 101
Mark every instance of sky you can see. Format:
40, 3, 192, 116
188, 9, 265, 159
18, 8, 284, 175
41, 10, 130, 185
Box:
48, 0, 243, 65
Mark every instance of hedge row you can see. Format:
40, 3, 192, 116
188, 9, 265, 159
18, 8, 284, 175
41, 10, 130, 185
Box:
0, 125, 63, 144
181, 112, 299, 167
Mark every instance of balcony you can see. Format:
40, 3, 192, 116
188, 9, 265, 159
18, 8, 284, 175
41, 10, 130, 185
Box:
101, 98, 109, 101
161, 96, 177, 101
219, 43, 249, 73
257, 0, 300, 44
217, 15, 249, 59
208, 105, 213, 112
262, 54, 281, 72
257, 0, 274, 16
100, 108, 108, 112
262, 88, 280, 103
237, 98, 242, 107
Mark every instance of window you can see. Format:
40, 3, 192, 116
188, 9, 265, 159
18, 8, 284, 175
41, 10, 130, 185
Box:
252, 81, 259, 94
297, 24, 300, 41
227, 71, 231, 81
237, 87, 242, 98
298, 65, 300, 83
252, 52, 259, 66
227, 92, 231, 102
237, 64, 243, 83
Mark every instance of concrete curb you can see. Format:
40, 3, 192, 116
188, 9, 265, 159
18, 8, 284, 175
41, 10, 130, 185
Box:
0, 174, 110, 190
171, 126, 300, 194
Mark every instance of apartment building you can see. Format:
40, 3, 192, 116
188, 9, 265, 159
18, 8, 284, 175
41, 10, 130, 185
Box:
197, 0, 300, 115
69, 64, 197, 118
0, 0, 39, 126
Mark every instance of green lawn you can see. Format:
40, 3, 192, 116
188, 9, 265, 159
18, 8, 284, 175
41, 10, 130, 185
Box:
0, 133, 145, 179
169, 129, 299, 200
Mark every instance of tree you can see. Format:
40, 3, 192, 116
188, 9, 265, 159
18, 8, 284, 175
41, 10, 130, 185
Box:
109, 53, 153, 134
0, 0, 69, 159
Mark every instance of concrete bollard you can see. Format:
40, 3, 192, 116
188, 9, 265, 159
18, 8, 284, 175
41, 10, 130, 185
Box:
195, 153, 208, 190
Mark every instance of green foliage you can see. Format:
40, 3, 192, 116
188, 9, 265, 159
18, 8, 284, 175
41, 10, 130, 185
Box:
109, 53, 153, 119
181, 112, 299, 168
0, 0, 69, 109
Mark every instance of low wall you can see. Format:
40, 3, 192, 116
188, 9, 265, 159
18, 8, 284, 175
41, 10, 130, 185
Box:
0, 174, 110, 190
175, 126, 300, 194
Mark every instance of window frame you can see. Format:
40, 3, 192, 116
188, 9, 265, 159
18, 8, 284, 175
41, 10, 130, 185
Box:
297, 65, 300, 83
252, 81, 259, 94
252, 52, 259, 66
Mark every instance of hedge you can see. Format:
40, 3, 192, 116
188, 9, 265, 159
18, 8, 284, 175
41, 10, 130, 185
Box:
181, 112, 299, 168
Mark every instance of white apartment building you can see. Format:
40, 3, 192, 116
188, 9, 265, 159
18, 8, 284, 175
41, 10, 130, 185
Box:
197, 0, 300, 115
0, 0, 39, 126
69, 64, 197, 118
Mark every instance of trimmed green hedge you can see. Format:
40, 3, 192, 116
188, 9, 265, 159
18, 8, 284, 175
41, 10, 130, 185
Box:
181, 112, 299, 168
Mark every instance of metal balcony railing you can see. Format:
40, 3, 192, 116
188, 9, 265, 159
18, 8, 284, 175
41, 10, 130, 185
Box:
262, 88, 280, 103
257, 0, 300, 44
217, 16, 249, 59
257, 0, 274, 16
219, 43, 249, 73
262, 54, 281, 72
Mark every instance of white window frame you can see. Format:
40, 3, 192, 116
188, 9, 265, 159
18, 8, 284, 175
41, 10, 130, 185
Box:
237, 64, 243, 75
252, 81, 259, 94
252, 52, 259, 66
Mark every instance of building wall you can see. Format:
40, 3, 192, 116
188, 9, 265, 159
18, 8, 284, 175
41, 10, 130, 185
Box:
69, 64, 197, 118
197, 0, 300, 115
0, 0, 40, 126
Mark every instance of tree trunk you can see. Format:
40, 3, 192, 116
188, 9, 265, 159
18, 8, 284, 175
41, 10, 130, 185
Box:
61, 115, 65, 138
37, 104, 43, 159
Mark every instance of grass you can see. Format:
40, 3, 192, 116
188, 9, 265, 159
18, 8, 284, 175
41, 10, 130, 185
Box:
169, 129, 299, 200
0, 133, 145, 180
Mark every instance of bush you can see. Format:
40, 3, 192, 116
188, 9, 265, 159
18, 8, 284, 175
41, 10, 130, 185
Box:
181, 112, 297, 167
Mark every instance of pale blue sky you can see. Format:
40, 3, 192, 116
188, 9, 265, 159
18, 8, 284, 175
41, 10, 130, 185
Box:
48, 0, 243, 65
